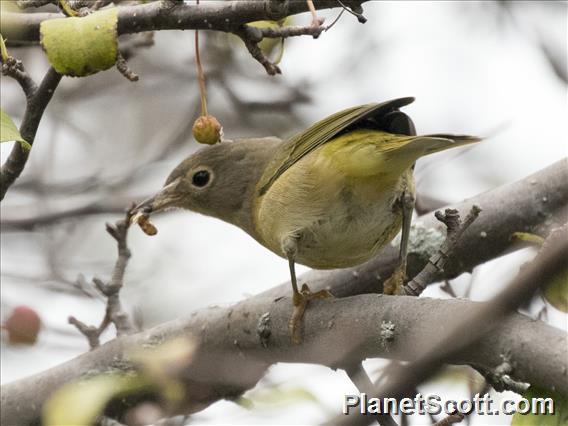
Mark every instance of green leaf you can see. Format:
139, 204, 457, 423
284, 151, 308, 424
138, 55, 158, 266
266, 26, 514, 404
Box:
544, 269, 568, 312
42, 373, 149, 426
0, 108, 30, 150
511, 387, 568, 426
40, 7, 118, 77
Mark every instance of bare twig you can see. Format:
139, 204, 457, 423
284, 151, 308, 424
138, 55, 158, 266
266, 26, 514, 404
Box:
115, 52, 139, 81
402, 205, 482, 296
69, 209, 135, 347
0, 37, 38, 99
234, 23, 326, 75
477, 354, 530, 394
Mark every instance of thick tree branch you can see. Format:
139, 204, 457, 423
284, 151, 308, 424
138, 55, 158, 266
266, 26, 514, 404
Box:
1, 295, 566, 425
1, 0, 368, 43
0, 67, 62, 201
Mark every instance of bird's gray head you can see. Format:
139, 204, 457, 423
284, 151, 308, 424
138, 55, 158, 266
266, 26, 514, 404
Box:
135, 137, 280, 232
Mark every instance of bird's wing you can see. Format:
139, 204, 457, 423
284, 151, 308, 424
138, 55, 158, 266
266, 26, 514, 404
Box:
257, 97, 415, 195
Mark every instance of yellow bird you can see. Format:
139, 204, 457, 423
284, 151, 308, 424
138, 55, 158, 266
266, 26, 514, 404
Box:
135, 98, 480, 343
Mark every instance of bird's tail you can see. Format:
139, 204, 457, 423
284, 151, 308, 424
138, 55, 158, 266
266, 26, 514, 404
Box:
377, 133, 481, 175
415, 134, 481, 155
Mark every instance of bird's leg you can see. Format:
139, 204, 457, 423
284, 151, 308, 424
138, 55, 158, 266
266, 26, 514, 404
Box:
384, 190, 415, 295
283, 235, 333, 344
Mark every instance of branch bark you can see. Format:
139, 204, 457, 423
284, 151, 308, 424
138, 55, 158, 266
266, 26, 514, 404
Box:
0, 160, 566, 424
1, 295, 566, 425
1, 0, 369, 42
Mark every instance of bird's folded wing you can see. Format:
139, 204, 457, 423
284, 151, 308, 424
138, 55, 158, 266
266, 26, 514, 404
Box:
257, 97, 415, 195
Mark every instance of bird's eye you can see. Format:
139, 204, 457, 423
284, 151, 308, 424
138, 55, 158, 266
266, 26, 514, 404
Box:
192, 170, 210, 187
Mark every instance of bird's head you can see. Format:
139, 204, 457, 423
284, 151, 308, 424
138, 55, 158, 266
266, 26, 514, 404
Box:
134, 137, 280, 231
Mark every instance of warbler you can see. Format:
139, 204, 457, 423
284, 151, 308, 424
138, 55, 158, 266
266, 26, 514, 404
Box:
134, 98, 480, 343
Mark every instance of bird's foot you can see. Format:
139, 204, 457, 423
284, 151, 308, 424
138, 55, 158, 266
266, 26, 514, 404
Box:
289, 284, 333, 345
383, 265, 407, 295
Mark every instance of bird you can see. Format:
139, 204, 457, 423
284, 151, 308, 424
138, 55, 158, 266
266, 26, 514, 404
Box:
133, 97, 480, 343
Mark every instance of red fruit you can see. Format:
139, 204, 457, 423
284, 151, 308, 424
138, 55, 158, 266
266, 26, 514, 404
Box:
3, 305, 41, 345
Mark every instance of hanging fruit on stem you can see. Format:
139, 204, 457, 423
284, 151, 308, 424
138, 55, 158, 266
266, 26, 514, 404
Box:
192, 26, 222, 145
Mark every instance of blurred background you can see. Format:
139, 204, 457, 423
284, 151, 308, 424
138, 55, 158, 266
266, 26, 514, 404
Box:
1, 1, 567, 424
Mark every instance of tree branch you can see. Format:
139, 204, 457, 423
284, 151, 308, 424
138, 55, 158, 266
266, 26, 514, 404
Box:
1, 295, 566, 425
1, 0, 369, 42
68, 209, 136, 348
0, 67, 62, 201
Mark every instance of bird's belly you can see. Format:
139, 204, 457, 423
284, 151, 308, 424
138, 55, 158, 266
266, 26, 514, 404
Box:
294, 195, 402, 269
255, 179, 404, 269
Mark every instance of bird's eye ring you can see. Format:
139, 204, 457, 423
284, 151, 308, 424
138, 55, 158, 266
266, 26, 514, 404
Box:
192, 169, 210, 187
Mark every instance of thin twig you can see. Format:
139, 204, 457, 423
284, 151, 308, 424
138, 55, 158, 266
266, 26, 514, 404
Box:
403, 205, 482, 296
116, 52, 139, 81
336, 0, 368, 23
69, 208, 136, 347
0, 37, 38, 99
477, 354, 530, 394
234, 23, 324, 75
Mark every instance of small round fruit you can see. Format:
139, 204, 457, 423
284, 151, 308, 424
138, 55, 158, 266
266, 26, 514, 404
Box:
3, 305, 41, 345
192, 115, 222, 145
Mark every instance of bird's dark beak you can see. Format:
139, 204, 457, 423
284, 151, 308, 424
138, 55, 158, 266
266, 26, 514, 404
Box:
134, 179, 183, 215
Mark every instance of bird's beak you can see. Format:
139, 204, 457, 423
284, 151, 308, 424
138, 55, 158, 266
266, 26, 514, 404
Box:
134, 179, 183, 215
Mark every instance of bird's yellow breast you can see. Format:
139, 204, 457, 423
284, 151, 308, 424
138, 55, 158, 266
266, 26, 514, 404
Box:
254, 131, 413, 269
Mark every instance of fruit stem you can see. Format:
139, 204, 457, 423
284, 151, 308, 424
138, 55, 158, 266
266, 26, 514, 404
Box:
194, 29, 208, 117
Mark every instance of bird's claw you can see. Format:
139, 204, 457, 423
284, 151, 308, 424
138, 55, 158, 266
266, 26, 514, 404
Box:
383, 265, 407, 295
289, 284, 333, 344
